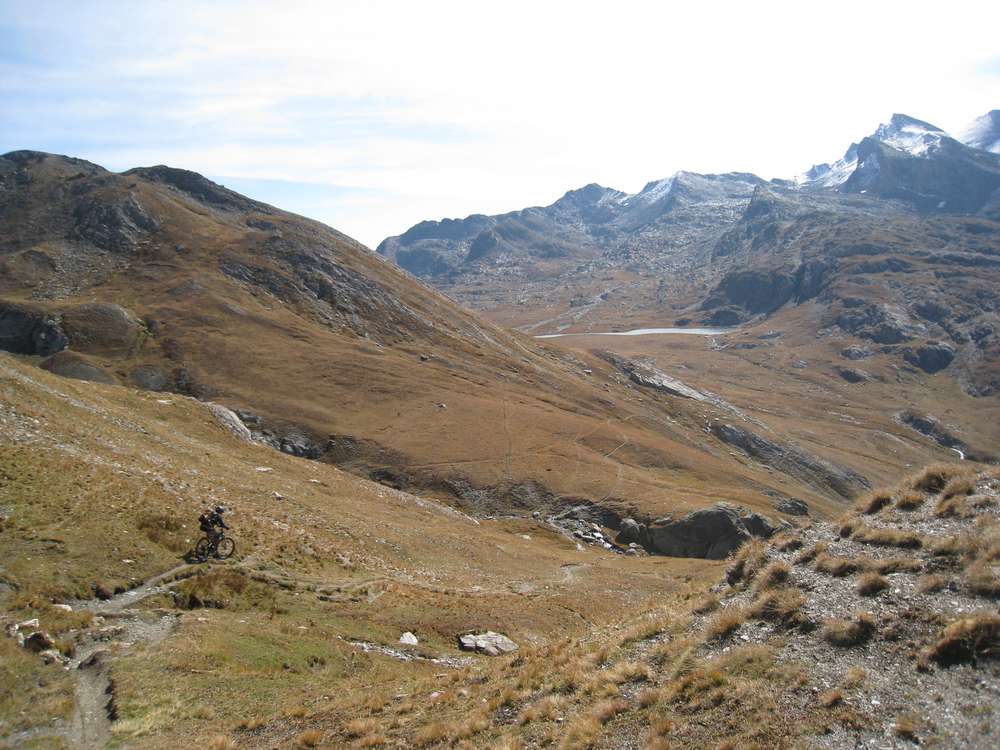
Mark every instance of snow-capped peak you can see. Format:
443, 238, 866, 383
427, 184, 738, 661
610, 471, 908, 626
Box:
872, 114, 947, 157
795, 114, 949, 188
959, 110, 1000, 154
624, 174, 677, 206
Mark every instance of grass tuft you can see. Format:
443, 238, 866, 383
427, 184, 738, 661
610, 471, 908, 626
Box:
821, 612, 876, 647
856, 489, 893, 515
920, 613, 1000, 667
705, 608, 747, 641
856, 572, 889, 596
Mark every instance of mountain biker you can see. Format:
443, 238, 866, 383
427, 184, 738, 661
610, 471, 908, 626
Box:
198, 505, 228, 545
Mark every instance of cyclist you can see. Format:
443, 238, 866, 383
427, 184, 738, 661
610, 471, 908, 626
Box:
198, 505, 228, 546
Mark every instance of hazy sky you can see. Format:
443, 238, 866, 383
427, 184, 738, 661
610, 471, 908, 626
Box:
2, 1, 998, 247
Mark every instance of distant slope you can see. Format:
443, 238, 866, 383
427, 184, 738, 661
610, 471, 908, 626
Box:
1, 149, 911, 535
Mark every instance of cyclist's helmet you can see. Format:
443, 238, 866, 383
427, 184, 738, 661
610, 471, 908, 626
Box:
215, 505, 226, 514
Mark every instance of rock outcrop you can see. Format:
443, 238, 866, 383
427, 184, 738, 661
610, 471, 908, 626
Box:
458, 632, 518, 656
0, 302, 68, 356
643, 503, 778, 560
710, 422, 869, 499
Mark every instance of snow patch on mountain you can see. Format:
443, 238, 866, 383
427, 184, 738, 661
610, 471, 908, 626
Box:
626, 174, 677, 206
960, 110, 1000, 154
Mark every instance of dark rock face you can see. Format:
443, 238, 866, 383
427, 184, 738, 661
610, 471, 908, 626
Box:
837, 367, 871, 383
60, 303, 144, 358
776, 499, 810, 516
40, 351, 116, 384
72, 194, 159, 252
645, 503, 776, 560
835, 303, 919, 344
841, 345, 873, 361
0, 302, 68, 356
124, 165, 264, 212
903, 342, 955, 373
128, 364, 170, 391
702, 305, 745, 326
710, 422, 869, 499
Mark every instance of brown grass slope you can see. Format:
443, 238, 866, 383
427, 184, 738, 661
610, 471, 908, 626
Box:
0, 150, 890, 524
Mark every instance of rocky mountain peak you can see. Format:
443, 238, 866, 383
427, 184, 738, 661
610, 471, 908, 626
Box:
960, 109, 1000, 154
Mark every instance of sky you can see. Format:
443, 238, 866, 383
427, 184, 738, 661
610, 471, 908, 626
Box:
1, 1, 998, 248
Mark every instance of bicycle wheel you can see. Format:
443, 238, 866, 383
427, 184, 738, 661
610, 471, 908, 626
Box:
215, 536, 236, 560
194, 537, 211, 561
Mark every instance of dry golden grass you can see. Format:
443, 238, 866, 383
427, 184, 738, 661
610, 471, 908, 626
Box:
940, 474, 978, 500
637, 687, 662, 708
919, 613, 1000, 667
814, 553, 864, 577
345, 717, 379, 738
918, 574, 949, 593
856, 489, 894, 515
893, 715, 920, 742
726, 539, 769, 585
748, 588, 809, 629
414, 721, 453, 747
705, 607, 747, 641
821, 612, 876, 647
852, 526, 922, 549
838, 515, 861, 538
856, 572, 889, 596
895, 489, 926, 510
752, 561, 791, 592
907, 463, 967, 493
207, 737, 237, 750
296, 729, 324, 748
871, 556, 922, 574
965, 562, 1000, 597
794, 542, 827, 566
818, 688, 843, 708
843, 666, 867, 688
559, 715, 602, 749
693, 594, 721, 614
772, 533, 803, 552
592, 698, 629, 724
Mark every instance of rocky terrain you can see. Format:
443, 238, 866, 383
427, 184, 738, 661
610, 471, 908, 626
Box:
378, 111, 1000, 399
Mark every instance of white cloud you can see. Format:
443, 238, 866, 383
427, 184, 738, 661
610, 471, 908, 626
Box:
2, 0, 998, 246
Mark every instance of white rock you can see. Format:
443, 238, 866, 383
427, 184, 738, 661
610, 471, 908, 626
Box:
399, 631, 419, 646
255, 466, 273, 473
15, 618, 39, 632
51, 604, 73, 612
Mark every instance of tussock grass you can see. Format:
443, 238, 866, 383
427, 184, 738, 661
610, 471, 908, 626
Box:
295, 729, 324, 748
856, 572, 889, 596
918, 574, 949, 593
965, 562, 1000, 597
907, 463, 967, 493
920, 613, 1000, 667
705, 608, 747, 641
748, 588, 809, 629
693, 594, 721, 614
871, 556, 922, 574
852, 526, 922, 549
345, 718, 379, 738
726, 539, 769, 585
794, 542, 827, 566
843, 666, 867, 688
856, 489, 894, 515
207, 737, 237, 750
940, 474, 977, 501
772, 533, 803, 552
838, 515, 861, 538
894, 715, 920, 742
895, 489, 926, 511
821, 612, 876, 647
752, 561, 791, 592
814, 553, 864, 577
818, 688, 843, 708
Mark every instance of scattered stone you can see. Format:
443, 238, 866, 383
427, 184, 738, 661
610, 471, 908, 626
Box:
399, 631, 419, 646
255, 466, 274, 473
792, 360, 808, 369
836, 367, 871, 383
273, 491, 284, 501
51, 603, 73, 612
39, 649, 68, 666
841, 345, 873, 360
776, 499, 810, 516
458, 631, 518, 656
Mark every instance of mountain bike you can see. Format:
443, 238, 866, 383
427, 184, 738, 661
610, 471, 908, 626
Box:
194, 534, 236, 562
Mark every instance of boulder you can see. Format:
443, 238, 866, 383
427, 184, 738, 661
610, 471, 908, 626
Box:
741, 511, 778, 539
616, 518, 648, 546
836, 367, 871, 383
40, 351, 116, 384
646, 504, 750, 560
399, 632, 419, 646
0, 302, 68, 356
840, 345, 873, 361
903, 342, 955, 373
458, 631, 518, 656
128, 364, 170, 391
204, 402, 254, 442
60, 302, 144, 358
775, 499, 809, 516
23, 631, 55, 653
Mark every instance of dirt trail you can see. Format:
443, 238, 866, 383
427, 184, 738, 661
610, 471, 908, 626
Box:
64, 563, 193, 749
